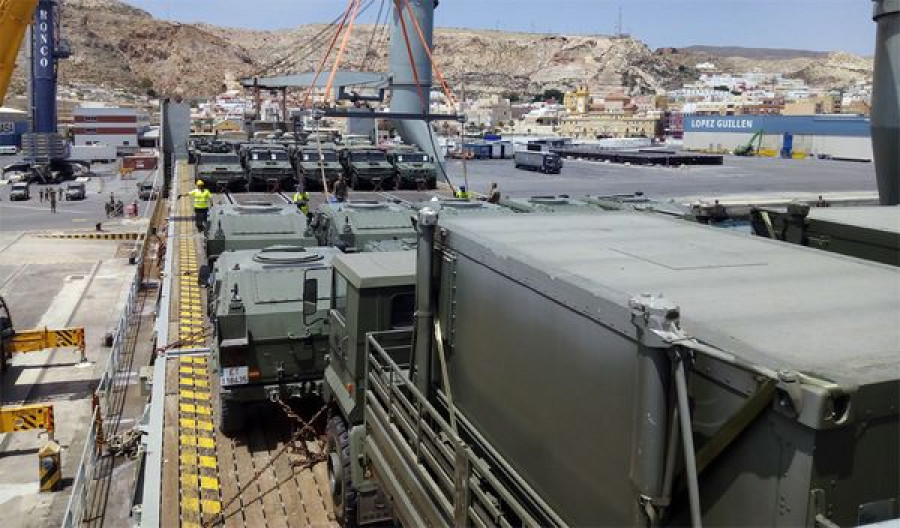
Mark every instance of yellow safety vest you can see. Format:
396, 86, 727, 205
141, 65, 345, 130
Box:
293, 192, 310, 213
455, 191, 470, 200
189, 188, 211, 209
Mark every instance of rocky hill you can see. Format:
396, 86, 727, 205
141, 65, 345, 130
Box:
6, 0, 873, 100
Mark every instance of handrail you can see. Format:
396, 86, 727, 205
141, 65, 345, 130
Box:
364, 332, 565, 527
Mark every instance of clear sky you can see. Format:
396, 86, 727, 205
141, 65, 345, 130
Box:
122, 0, 876, 55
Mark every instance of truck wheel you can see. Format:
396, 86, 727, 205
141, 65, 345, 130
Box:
327, 415, 358, 527
219, 397, 246, 436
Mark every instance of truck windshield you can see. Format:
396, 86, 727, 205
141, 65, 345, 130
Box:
201, 155, 238, 164
302, 152, 338, 162
352, 152, 386, 162
397, 154, 430, 163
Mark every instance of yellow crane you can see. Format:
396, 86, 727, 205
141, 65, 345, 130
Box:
0, 0, 38, 104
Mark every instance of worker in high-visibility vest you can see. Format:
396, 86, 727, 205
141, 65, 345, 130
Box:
455, 185, 470, 200
188, 180, 212, 231
293, 187, 311, 215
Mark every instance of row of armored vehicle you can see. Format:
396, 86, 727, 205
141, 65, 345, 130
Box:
192, 138, 438, 192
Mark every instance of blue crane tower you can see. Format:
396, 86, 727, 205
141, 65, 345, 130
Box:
30, 0, 69, 135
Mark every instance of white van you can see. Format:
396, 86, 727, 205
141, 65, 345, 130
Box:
0, 146, 18, 156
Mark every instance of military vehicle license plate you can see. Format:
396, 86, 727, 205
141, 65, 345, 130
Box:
221, 366, 249, 386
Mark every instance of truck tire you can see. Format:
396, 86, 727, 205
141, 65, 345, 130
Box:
327, 415, 358, 527
219, 397, 246, 436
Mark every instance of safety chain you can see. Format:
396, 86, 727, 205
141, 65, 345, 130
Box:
202, 397, 330, 528
270, 394, 330, 470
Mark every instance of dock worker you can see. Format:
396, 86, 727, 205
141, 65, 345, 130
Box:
293, 187, 310, 215
188, 180, 211, 231
49, 189, 57, 213
333, 175, 348, 203
487, 182, 500, 204
455, 185, 470, 200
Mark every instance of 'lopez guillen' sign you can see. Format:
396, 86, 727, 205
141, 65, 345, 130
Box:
33, 7, 52, 80
687, 117, 756, 131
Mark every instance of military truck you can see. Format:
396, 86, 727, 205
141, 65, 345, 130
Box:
385, 146, 438, 189
327, 209, 900, 527
310, 200, 416, 253
339, 146, 396, 190
206, 201, 318, 263
196, 151, 246, 192
322, 251, 417, 526
293, 144, 344, 191
239, 144, 296, 191
210, 245, 338, 434
500, 194, 604, 214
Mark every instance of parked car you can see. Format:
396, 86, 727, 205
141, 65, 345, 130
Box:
138, 181, 158, 201
65, 181, 86, 201
9, 182, 30, 201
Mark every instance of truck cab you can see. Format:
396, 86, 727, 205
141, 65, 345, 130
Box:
385, 146, 438, 189
339, 147, 396, 190
65, 181, 86, 201
293, 145, 343, 191
9, 182, 29, 201
241, 145, 295, 192
322, 250, 416, 525
196, 151, 246, 192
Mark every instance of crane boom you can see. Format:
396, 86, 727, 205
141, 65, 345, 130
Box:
0, 0, 39, 104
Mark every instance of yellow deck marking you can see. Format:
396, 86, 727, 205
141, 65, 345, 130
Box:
201, 500, 222, 514
200, 476, 220, 491
198, 455, 217, 468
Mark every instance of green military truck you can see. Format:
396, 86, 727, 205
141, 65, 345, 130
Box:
239, 144, 296, 192
310, 200, 415, 253
196, 151, 246, 192
292, 144, 344, 191
384, 146, 438, 190
338, 146, 396, 190
325, 208, 900, 527
322, 251, 417, 526
206, 201, 318, 263
209, 245, 338, 434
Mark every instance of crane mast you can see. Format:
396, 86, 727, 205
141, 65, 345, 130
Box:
0, 0, 39, 104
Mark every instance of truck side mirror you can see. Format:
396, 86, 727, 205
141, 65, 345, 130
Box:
303, 278, 318, 316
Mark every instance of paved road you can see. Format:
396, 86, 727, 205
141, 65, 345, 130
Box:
0, 166, 159, 232
441, 155, 877, 202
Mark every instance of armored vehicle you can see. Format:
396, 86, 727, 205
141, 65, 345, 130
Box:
339, 146, 396, 190
206, 201, 318, 263
210, 245, 337, 434
323, 251, 417, 526
345, 210, 900, 527
64, 181, 86, 201
500, 194, 603, 213
310, 200, 415, 253
196, 151, 246, 192
385, 146, 438, 189
750, 204, 900, 266
412, 197, 512, 217
293, 145, 343, 191
514, 150, 563, 173
239, 144, 295, 191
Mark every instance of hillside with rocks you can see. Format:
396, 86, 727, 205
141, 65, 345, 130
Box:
6, 0, 873, 101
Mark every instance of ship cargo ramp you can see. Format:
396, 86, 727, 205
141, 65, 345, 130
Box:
153, 161, 337, 528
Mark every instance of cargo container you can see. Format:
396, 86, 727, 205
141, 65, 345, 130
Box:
355, 211, 900, 527
122, 154, 158, 170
